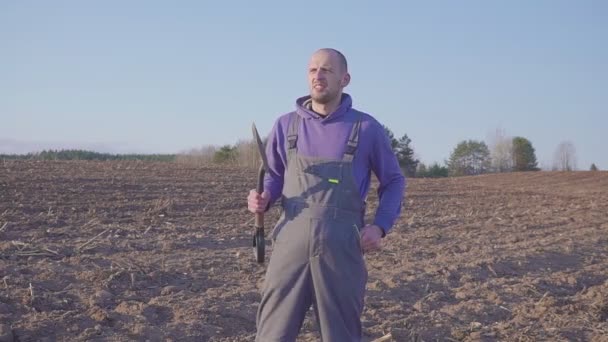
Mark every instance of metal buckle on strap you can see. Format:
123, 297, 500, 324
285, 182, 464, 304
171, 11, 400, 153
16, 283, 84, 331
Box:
287, 113, 300, 150
344, 141, 357, 155
287, 135, 298, 149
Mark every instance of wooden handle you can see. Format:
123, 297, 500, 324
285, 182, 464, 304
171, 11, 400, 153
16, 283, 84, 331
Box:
255, 212, 264, 228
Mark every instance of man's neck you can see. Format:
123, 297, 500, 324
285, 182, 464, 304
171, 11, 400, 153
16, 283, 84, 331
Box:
311, 94, 342, 117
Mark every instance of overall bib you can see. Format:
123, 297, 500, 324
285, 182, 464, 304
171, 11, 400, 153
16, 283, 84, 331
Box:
256, 113, 368, 342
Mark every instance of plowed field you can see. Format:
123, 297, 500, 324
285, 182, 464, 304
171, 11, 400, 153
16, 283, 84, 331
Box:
1, 160, 607, 341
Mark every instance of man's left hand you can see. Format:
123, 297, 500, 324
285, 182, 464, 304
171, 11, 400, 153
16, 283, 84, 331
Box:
360, 225, 383, 253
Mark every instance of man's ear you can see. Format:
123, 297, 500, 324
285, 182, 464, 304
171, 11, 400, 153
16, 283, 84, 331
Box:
341, 73, 351, 87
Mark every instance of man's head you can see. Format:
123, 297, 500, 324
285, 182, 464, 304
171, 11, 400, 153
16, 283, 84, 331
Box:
307, 48, 350, 105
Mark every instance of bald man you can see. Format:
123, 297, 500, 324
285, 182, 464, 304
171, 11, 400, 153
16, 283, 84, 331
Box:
247, 48, 406, 341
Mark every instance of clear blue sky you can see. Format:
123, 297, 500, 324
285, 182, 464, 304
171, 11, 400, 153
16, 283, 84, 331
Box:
2, 0, 606, 170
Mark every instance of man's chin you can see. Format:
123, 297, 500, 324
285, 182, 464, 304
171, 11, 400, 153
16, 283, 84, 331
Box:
310, 93, 333, 104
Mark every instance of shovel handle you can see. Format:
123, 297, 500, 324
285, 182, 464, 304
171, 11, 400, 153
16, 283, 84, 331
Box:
255, 165, 265, 228
255, 212, 264, 228
254, 165, 266, 263
256, 165, 265, 193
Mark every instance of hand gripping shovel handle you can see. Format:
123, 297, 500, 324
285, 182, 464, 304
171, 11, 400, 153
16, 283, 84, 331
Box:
253, 164, 265, 263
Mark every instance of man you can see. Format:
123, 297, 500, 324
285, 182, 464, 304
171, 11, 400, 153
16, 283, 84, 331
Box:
247, 48, 406, 341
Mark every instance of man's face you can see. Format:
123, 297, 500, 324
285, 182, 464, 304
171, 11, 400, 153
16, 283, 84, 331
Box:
307, 51, 349, 104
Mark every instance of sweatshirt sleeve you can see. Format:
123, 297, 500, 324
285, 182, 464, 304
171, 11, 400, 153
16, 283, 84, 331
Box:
369, 122, 406, 236
263, 118, 287, 210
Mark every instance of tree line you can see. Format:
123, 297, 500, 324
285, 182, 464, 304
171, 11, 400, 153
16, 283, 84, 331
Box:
382, 126, 597, 178
1, 149, 176, 162
4, 130, 596, 177
178, 126, 597, 176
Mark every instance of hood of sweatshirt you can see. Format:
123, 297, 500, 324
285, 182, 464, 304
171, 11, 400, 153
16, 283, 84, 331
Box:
294, 93, 353, 123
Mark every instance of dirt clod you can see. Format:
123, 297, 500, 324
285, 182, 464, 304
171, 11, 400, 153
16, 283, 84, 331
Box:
0, 324, 13, 342
90, 289, 114, 308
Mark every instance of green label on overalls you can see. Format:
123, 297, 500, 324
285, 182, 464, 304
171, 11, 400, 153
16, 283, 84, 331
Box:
328, 178, 339, 184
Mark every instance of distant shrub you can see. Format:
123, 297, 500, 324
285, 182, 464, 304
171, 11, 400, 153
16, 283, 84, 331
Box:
417, 162, 449, 178
175, 137, 264, 169
213, 145, 239, 164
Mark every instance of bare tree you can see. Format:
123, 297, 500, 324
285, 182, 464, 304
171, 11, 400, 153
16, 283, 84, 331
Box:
235, 138, 262, 170
553, 141, 577, 171
488, 127, 513, 172
175, 145, 217, 166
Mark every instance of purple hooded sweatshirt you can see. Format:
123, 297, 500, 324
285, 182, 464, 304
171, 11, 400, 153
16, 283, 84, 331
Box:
263, 93, 406, 236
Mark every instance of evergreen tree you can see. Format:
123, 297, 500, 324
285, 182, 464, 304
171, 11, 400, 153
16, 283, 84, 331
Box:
395, 133, 419, 177
383, 125, 419, 177
512, 137, 539, 171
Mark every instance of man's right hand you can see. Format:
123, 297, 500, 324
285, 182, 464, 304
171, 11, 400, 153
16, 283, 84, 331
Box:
248, 189, 270, 213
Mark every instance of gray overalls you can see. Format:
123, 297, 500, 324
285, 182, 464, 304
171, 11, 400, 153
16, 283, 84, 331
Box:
256, 112, 368, 342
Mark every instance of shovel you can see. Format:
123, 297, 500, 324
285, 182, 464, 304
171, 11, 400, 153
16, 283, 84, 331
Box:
252, 123, 269, 263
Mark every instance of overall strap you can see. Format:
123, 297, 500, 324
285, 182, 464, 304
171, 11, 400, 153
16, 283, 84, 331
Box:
343, 112, 362, 162
286, 113, 301, 161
